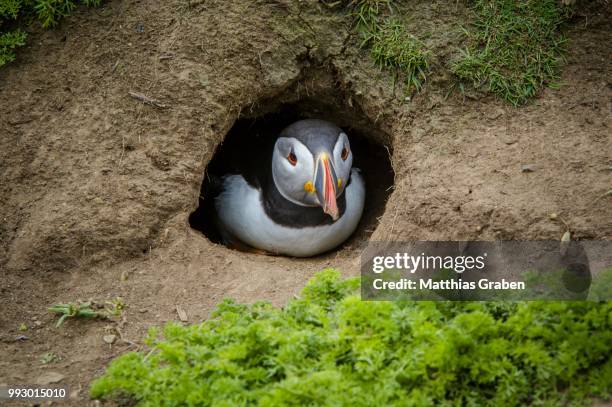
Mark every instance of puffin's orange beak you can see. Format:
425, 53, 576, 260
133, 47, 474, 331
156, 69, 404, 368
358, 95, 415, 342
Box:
314, 153, 339, 221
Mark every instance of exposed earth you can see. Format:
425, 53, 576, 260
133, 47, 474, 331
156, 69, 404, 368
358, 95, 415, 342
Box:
0, 0, 610, 404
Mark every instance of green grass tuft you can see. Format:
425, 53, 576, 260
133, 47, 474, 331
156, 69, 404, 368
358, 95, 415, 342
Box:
342, 0, 430, 93
451, 0, 570, 105
347, 0, 392, 31
363, 18, 429, 92
91, 269, 611, 406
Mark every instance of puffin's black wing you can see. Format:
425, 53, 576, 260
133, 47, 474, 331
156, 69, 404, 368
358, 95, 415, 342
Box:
207, 127, 277, 191
232, 133, 274, 190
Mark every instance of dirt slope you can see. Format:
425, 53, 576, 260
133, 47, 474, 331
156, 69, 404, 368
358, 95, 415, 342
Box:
0, 0, 610, 404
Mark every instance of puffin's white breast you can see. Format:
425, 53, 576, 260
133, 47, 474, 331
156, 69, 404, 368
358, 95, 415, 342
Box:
215, 169, 365, 257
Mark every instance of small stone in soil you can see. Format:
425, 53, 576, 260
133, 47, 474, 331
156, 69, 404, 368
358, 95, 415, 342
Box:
521, 164, 537, 172
36, 371, 65, 385
103, 334, 117, 344
176, 306, 188, 322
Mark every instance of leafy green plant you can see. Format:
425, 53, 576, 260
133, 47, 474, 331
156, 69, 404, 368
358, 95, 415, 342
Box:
0, 0, 102, 68
589, 269, 612, 302
0, 29, 26, 66
49, 302, 107, 327
41, 351, 59, 364
91, 269, 611, 406
0, 0, 22, 19
106, 297, 126, 316
451, 0, 570, 105
49, 297, 124, 327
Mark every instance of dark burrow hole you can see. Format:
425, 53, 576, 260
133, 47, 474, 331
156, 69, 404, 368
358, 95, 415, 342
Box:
189, 97, 395, 255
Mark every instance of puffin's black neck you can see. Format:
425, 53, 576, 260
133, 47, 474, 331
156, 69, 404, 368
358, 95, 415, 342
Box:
261, 172, 348, 228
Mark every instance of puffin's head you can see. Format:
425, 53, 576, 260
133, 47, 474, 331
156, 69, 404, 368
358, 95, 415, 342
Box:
272, 119, 353, 221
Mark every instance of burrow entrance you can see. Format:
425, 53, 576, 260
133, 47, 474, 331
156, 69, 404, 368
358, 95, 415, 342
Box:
189, 80, 395, 255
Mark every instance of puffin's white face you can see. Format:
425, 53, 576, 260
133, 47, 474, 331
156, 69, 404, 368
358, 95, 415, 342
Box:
272, 132, 353, 221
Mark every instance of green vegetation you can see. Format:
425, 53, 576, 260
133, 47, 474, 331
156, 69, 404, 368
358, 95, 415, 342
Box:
343, 0, 430, 93
363, 18, 429, 92
452, 0, 570, 105
0, 29, 26, 66
41, 351, 59, 364
0, 0, 101, 68
91, 270, 611, 406
1, 0, 575, 106
337, 0, 572, 102
49, 297, 124, 327
345, 0, 392, 31
49, 302, 107, 327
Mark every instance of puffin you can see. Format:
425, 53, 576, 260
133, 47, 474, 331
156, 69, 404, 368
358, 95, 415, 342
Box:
214, 119, 365, 257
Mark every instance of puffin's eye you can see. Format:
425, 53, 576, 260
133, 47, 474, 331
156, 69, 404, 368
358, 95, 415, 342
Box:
341, 146, 350, 161
287, 149, 298, 166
